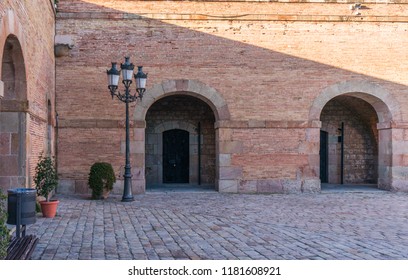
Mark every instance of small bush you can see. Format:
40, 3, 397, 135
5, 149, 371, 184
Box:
0, 190, 10, 260
88, 162, 116, 199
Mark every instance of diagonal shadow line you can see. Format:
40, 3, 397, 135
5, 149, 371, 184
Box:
53, 1, 408, 186
55, 0, 408, 89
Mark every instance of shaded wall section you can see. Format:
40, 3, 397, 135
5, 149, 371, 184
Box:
145, 95, 215, 187
321, 96, 378, 184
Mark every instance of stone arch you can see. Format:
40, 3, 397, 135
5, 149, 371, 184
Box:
153, 120, 197, 135
309, 80, 400, 191
0, 31, 28, 190
134, 79, 230, 122
1, 35, 27, 101
132, 80, 226, 193
0, 9, 27, 79
309, 80, 400, 125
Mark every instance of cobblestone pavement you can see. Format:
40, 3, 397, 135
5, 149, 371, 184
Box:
27, 191, 408, 260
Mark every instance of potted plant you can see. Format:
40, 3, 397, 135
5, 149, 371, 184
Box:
34, 154, 59, 218
88, 162, 116, 199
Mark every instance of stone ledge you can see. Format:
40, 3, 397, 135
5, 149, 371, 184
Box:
378, 121, 408, 130
57, 12, 408, 23
223, 178, 321, 194
216, 120, 321, 129
218, 179, 238, 193
58, 119, 146, 128
60, 118, 326, 128
57, 0, 408, 6
0, 100, 29, 112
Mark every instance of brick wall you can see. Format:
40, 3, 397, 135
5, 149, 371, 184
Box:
0, 0, 55, 191
55, 0, 408, 193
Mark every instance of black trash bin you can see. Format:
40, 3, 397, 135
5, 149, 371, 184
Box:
7, 188, 36, 237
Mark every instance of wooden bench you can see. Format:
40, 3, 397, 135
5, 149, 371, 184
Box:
6, 235, 38, 260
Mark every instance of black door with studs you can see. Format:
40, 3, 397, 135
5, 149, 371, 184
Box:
163, 129, 189, 183
320, 130, 329, 183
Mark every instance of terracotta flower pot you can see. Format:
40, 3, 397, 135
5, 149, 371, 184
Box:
39, 200, 59, 218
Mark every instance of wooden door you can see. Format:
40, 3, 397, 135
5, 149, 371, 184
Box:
163, 129, 189, 183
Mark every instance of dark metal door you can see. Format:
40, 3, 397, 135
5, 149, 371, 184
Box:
163, 129, 189, 183
320, 130, 329, 183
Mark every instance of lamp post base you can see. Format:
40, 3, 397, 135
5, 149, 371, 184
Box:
122, 176, 135, 202
121, 196, 134, 202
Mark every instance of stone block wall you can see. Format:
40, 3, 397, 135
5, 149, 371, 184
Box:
321, 97, 379, 184
145, 95, 215, 186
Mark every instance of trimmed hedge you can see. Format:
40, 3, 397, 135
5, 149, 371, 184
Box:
88, 162, 116, 199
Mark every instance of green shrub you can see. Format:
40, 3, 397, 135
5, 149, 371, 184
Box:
88, 162, 116, 199
0, 190, 10, 260
34, 154, 58, 202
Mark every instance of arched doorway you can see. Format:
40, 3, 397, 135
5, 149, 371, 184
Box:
310, 81, 400, 191
0, 35, 28, 190
320, 96, 379, 185
145, 95, 216, 191
132, 79, 230, 193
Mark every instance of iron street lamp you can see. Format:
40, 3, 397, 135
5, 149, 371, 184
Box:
107, 56, 147, 202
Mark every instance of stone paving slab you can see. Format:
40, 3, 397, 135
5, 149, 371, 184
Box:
27, 191, 408, 260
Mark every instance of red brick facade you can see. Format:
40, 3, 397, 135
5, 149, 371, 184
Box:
2, 1, 408, 194
0, 1, 56, 192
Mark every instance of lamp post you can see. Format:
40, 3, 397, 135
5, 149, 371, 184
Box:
107, 57, 147, 202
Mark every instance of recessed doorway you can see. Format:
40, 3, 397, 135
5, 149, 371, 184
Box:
163, 129, 189, 183
145, 95, 216, 191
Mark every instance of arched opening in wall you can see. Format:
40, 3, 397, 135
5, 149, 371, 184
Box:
0, 35, 27, 191
320, 95, 379, 188
145, 95, 216, 191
